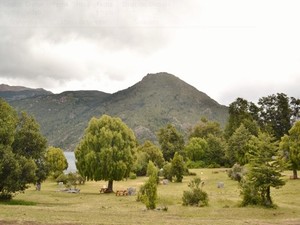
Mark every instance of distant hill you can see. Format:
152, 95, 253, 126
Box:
0, 84, 52, 101
2, 73, 228, 151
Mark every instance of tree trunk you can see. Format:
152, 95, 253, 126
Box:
36, 182, 41, 191
266, 186, 272, 206
293, 169, 298, 179
107, 180, 114, 193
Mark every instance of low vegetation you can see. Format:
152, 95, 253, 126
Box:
182, 177, 208, 207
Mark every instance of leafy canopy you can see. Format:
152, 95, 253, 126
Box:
171, 152, 185, 182
157, 124, 184, 161
46, 146, 68, 179
240, 132, 285, 207
227, 124, 253, 166
280, 121, 300, 179
75, 114, 137, 191
133, 140, 164, 176
0, 99, 47, 199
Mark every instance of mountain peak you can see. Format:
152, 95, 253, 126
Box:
3, 73, 228, 150
141, 72, 181, 83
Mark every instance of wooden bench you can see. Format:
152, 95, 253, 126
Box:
115, 189, 128, 196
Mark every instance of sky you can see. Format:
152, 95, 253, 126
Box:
0, 0, 300, 106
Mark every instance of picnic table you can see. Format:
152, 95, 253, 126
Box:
115, 189, 128, 196
99, 187, 109, 193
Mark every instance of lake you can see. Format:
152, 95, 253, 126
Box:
63, 151, 77, 173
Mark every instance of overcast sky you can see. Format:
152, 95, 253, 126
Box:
0, 0, 300, 106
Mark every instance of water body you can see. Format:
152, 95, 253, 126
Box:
63, 151, 77, 173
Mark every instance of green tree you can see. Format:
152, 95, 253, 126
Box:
75, 114, 137, 192
227, 124, 253, 166
46, 146, 68, 179
0, 144, 36, 199
224, 98, 259, 139
12, 112, 49, 186
140, 141, 164, 168
146, 160, 159, 184
162, 162, 173, 181
189, 117, 222, 139
146, 160, 158, 177
13, 112, 47, 159
138, 173, 158, 210
290, 97, 300, 123
258, 93, 295, 140
171, 152, 185, 182
157, 124, 185, 161
0, 99, 42, 199
133, 140, 164, 176
280, 121, 300, 179
240, 132, 285, 207
205, 134, 226, 167
0, 98, 17, 146
184, 137, 207, 162
188, 117, 227, 167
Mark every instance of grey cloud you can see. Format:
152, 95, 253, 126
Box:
0, 0, 192, 86
0, 0, 178, 50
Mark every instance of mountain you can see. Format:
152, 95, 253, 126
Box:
0, 84, 52, 101
2, 73, 228, 151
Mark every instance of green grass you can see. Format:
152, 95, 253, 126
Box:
0, 169, 299, 225
0, 199, 37, 206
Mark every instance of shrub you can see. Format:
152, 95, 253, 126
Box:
129, 172, 137, 179
0, 192, 13, 201
56, 172, 85, 188
207, 162, 221, 168
239, 179, 261, 207
186, 160, 206, 169
136, 183, 145, 202
162, 162, 172, 181
228, 163, 245, 182
137, 175, 158, 209
56, 173, 68, 184
171, 152, 185, 182
182, 177, 208, 207
146, 161, 159, 183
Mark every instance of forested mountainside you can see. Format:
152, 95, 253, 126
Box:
1, 73, 228, 151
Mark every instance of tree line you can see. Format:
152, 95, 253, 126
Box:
1, 92, 300, 208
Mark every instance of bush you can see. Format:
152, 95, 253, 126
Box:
185, 160, 206, 169
239, 179, 261, 207
182, 177, 208, 207
228, 163, 245, 182
162, 162, 172, 181
137, 175, 157, 209
0, 192, 13, 201
207, 162, 221, 168
171, 152, 185, 182
56, 172, 85, 188
56, 173, 68, 184
136, 184, 145, 202
129, 172, 137, 179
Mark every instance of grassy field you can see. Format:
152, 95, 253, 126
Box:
0, 168, 299, 225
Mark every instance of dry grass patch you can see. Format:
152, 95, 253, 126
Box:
0, 169, 299, 225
